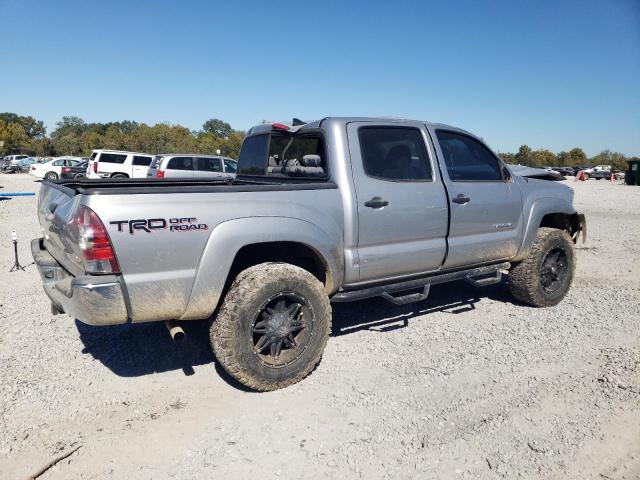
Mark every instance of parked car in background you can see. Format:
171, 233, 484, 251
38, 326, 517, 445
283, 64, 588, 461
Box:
147, 154, 237, 179
60, 161, 88, 179
2, 154, 30, 172
86, 150, 154, 179
4, 154, 29, 164
17, 157, 38, 172
29, 157, 83, 179
550, 167, 575, 176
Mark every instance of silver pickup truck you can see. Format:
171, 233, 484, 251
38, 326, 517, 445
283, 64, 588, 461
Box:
33, 117, 585, 391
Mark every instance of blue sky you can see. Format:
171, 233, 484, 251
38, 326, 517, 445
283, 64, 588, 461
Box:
1, 0, 639, 155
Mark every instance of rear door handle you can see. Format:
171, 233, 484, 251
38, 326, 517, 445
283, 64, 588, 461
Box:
364, 197, 389, 208
452, 194, 470, 204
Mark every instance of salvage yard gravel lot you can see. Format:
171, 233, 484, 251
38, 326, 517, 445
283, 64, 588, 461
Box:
0, 173, 638, 479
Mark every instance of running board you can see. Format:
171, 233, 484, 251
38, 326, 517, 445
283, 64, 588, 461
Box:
331, 262, 510, 304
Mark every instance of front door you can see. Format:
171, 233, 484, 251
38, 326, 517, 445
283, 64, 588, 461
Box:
347, 122, 449, 284
429, 128, 523, 269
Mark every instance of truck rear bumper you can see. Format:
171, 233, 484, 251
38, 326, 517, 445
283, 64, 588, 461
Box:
31, 238, 128, 326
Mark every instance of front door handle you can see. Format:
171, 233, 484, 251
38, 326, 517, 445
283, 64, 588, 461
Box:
452, 194, 471, 204
364, 197, 389, 208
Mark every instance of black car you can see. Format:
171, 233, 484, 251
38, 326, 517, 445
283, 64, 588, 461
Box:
60, 161, 88, 179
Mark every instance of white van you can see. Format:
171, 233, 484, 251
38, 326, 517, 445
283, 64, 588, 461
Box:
86, 150, 154, 179
147, 154, 237, 179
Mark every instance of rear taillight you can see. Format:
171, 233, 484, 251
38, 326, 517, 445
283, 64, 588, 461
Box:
62, 167, 70, 173
156, 170, 165, 178
31, 166, 36, 170
92, 161, 98, 173
75, 205, 120, 274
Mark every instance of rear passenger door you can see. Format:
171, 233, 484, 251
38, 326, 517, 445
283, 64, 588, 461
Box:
194, 157, 224, 178
347, 122, 449, 283
165, 156, 194, 178
132, 155, 153, 178
429, 128, 523, 269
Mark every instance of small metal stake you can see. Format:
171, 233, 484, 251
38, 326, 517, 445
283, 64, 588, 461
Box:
9, 229, 25, 272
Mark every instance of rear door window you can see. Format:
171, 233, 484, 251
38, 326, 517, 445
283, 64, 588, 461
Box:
358, 127, 432, 181
167, 156, 194, 170
436, 131, 502, 181
132, 155, 153, 166
99, 153, 127, 164
196, 157, 222, 172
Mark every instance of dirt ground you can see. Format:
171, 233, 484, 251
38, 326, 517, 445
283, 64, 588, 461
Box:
1, 173, 638, 479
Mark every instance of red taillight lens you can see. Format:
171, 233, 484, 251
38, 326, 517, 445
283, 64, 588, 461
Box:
75, 205, 120, 274
156, 170, 165, 178
31, 166, 36, 170
62, 167, 70, 173
272, 122, 290, 131
92, 161, 98, 173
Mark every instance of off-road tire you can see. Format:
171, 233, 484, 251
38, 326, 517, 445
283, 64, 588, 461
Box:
210, 262, 331, 391
509, 227, 575, 307
45, 172, 58, 180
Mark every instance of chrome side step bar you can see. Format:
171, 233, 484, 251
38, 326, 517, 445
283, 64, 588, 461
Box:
331, 262, 510, 305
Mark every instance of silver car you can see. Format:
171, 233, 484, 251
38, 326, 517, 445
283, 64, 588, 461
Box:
148, 154, 237, 179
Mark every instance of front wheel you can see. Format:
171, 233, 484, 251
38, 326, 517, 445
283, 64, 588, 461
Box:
210, 263, 331, 391
73, 172, 86, 179
508, 227, 576, 307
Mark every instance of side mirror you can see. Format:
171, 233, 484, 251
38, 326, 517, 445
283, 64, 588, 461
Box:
502, 166, 513, 182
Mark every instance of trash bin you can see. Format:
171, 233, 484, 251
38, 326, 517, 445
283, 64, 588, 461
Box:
626, 160, 640, 186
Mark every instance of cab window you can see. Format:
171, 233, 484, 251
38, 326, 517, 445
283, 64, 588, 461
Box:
436, 131, 502, 181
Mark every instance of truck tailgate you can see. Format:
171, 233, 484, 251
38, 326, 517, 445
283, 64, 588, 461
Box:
37, 182, 84, 277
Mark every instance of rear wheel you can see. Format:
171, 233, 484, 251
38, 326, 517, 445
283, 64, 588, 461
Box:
44, 171, 58, 180
210, 262, 331, 391
111, 173, 128, 178
509, 227, 575, 307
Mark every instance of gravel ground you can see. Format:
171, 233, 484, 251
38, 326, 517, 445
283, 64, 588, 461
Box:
0, 173, 638, 479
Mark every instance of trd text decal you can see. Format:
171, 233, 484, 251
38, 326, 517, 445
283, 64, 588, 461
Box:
110, 217, 208, 234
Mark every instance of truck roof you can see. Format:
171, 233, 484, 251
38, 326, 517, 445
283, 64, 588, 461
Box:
247, 117, 476, 139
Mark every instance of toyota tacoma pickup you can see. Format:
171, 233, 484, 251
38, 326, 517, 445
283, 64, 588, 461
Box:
32, 117, 586, 391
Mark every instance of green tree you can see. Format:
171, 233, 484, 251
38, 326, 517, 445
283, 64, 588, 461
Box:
0, 113, 46, 138
0, 120, 31, 154
202, 118, 233, 138
514, 145, 533, 166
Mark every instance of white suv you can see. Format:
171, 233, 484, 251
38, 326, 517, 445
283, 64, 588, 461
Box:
147, 154, 237, 179
86, 150, 154, 179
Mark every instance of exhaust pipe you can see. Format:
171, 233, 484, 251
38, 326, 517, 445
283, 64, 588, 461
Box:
165, 320, 185, 341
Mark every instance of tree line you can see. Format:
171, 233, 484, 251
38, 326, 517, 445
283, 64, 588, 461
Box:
499, 145, 635, 171
1, 112, 637, 169
0, 113, 244, 159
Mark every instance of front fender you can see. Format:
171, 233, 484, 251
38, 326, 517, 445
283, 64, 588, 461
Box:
513, 197, 577, 261
180, 216, 342, 320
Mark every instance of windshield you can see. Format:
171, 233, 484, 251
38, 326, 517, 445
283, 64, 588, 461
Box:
238, 133, 327, 179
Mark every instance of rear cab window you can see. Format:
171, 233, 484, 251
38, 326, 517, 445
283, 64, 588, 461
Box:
238, 132, 327, 179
